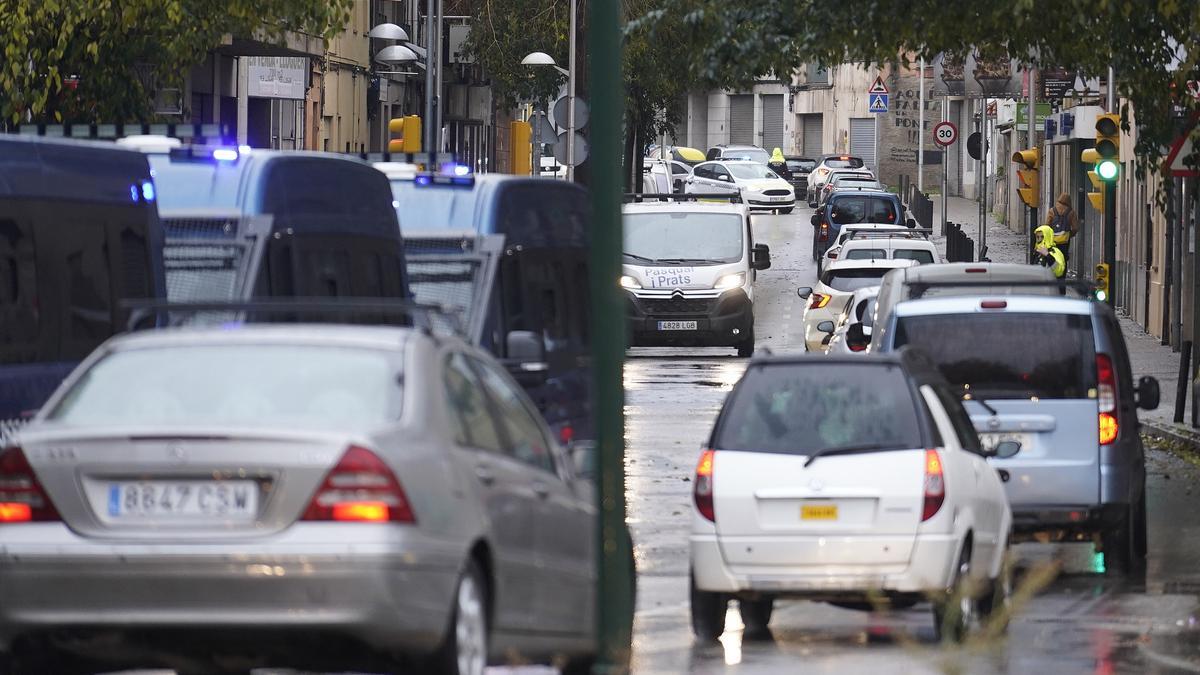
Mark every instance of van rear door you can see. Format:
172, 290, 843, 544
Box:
892, 306, 1099, 509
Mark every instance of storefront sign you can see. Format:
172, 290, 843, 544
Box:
247, 56, 307, 100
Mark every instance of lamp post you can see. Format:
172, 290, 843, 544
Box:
522, 3, 577, 181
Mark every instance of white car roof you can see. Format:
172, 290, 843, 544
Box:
842, 237, 936, 250
893, 295, 1093, 317
106, 324, 425, 353
622, 201, 747, 216
825, 257, 920, 272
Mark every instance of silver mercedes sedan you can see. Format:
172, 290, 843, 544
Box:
0, 324, 597, 674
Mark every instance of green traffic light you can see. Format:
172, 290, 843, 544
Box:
1095, 289, 1108, 302
1097, 159, 1119, 181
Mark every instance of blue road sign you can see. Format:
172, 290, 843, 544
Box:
868, 93, 889, 114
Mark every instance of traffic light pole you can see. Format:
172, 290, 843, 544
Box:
1104, 181, 1116, 306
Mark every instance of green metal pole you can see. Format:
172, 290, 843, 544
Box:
588, 0, 633, 672
1104, 180, 1116, 306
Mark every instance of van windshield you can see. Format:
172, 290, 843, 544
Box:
715, 363, 922, 455
892, 312, 1096, 399
623, 212, 743, 264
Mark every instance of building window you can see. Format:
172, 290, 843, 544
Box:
807, 64, 829, 86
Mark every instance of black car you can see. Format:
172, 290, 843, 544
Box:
768, 156, 816, 195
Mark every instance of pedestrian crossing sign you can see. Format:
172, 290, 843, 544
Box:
868, 93, 889, 113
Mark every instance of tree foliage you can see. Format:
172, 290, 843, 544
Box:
0, 0, 354, 125
643, 0, 1200, 172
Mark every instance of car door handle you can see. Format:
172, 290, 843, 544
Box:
475, 465, 496, 485
532, 482, 551, 499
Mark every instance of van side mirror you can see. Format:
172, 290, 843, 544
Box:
987, 440, 1022, 459
751, 243, 772, 270
816, 320, 836, 334
796, 286, 813, 300
1137, 376, 1160, 410
507, 330, 545, 362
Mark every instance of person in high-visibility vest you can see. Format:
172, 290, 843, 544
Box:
1033, 224, 1066, 279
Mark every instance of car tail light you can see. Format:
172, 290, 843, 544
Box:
828, 251, 839, 260
694, 450, 715, 522
849, 342, 867, 353
818, 223, 829, 242
921, 449, 945, 522
303, 445, 415, 523
1097, 354, 1118, 445
810, 293, 832, 309
0, 448, 60, 523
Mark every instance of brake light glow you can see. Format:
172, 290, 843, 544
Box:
303, 446, 415, 523
818, 223, 829, 242
810, 293, 832, 309
966, 267, 987, 273
1097, 354, 1118, 444
694, 450, 715, 522
980, 300, 1007, 309
828, 251, 839, 259
922, 449, 945, 521
0, 448, 60, 523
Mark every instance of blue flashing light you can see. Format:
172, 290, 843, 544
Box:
141, 181, 156, 202
212, 148, 239, 162
220, 321, 245, 331
238, 144, 252, 155
129, 185, 139, 202
453, 164, 471, 177
415, 174, 434, 186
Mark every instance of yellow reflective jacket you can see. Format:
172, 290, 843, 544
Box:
770, 147, 785, 163
1034, 225, 1066, 278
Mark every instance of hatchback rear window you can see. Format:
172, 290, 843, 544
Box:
822, 267, 892, 292
715, 363, 922, 455
830, 197, 898, 224
826, 158, 864, 169
895, 249, 936, 264
787, 160, 815, 172
845, 248, 887, 260
892, 313, 1096, 399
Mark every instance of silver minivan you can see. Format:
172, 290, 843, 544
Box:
875, 289, 1160, 574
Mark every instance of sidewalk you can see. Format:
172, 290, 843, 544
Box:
929, 196, 1194, 443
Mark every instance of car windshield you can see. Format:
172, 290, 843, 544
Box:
47, 345, 399, 429
830, 196, 899, 224
623, 211, 743, 264
787, 159, 815, 172
724, 149, 770, 164
715, 363, 922, 455
822, 267, 893, 292
826, 157, 864, 169
726, 163, 778, 180
892, 312, 1097, 399
895, 249, 936, 264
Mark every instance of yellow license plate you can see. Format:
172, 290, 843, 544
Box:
801, 504, 838, 520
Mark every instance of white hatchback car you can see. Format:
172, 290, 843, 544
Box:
820, 223, 913, 273
686, 160, 795, 213
824, 285, 880, 355
799, 258, 917, 352
689, 350, 1014, 643
839, 234, 940, 266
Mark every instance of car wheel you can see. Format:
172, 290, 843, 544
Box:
933, 542, 977, 643
433, 559, 489, 675
808, 200, 818, 209
690, 572, 728, 642
1102, 504, 1137, 575
736, 326, 755, 358
739, 597, 774, 640
779, 207, 794, 215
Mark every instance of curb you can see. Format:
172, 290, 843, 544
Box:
1142, 420, 1200, 449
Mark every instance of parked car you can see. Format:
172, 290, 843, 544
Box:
768, 156, 817, 196
642, 158, 693, 193
824, 285, 881, 355
2, 324, 602, 674
798, 258, 917, 352
686, 160, 796, 214
873, 284, 1161, 574
805, 154, 867, 204
689, 349, 1013, 643
811, 189, 912, 262
815, 170, 878, 207
621, 200, 771, 356
705, 144, 771, 165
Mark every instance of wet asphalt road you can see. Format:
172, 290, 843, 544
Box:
625, 207, 1200, 674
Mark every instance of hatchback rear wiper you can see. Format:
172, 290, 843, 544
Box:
804, 442, 904, 467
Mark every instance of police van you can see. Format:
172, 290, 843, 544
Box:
620, 198, 771, 356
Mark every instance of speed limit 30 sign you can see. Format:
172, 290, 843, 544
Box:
933, 121, 958, 147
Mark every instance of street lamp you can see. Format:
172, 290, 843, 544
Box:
368, 23, 410, 41
522, 3, 577, 180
